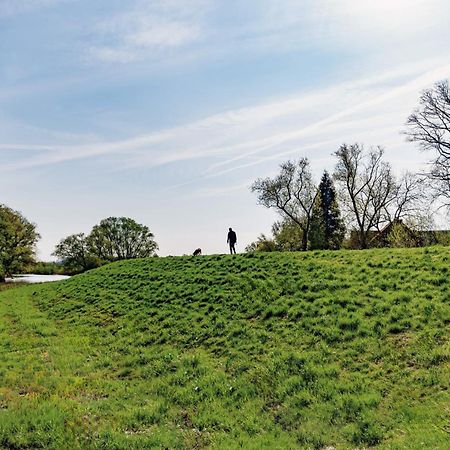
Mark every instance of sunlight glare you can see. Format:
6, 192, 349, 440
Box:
339, 0, 432, 31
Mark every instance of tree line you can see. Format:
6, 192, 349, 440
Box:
52, 217, 158, 273
0, 214, 158, 280
1, 79, 450, 278
248, 79, 450, 252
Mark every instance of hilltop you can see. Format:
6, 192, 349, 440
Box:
0, 247, 449, 449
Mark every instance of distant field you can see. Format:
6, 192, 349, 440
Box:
0, 247, 449, 449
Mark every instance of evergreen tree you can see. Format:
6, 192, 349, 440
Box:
309, 171, 345, 250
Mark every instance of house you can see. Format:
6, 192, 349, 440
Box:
369, 220, 420, 248
346, 220, 450, 249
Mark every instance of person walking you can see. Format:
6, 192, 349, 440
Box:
227, 227, 237, 254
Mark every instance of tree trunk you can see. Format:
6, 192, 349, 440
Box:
359, 230, 367, 249
301, 228, 308, 251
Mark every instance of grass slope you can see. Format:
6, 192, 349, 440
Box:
0, 247, 449, 449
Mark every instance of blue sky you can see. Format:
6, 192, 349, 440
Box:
1, 0, 450, 259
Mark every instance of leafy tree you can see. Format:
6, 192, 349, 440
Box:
309, 171, 345, 250
0, 204, 40, 280
245, 219, 304, 253
87, 217, 158, 261
245, 234, 277, 252
386, 221, 419, 248
24, 261, 66, 275
405, 80, 450, 206
53, 233, 99, 273
272, 219, 305, 251
54, 217, 158, 273
251, 158, 318, 251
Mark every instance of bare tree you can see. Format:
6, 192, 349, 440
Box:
251, 158, 318, 251
386, 172, 428, 223
334, 144, 399, 248
334, 144, 429, 248
405, 80, 450, 206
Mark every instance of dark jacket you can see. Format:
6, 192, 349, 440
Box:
227, 230, 237, 244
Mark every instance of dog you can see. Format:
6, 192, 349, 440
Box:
193, 248, 202, 256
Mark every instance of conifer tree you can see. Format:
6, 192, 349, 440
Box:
309, 171, 345, 250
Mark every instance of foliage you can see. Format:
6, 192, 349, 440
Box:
245, 219, 304, 253
0, 204, 40, 279
24, 261, 69, 276
406, 79, 450, 206
53, 233, 100, 274
88, 217, 158, 261
0, 248, 449, 448
251, 158, 318, 251
245, 234, 277, 252
432, 230, 450, 245
309, 171, 345, 250
272, 219, 305, 251
54, 217, 158, 272
386, 222, 418, 248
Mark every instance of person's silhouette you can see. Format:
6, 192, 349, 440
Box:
227, 227, 237, 254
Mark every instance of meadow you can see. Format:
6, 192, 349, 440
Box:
0, 247, 449, 449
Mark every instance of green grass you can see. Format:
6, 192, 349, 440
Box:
0, 282, 26, 292
0, 247, 449, 449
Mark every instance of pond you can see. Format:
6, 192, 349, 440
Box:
6, 274, 71, 284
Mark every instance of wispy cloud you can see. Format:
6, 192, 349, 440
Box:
79, 0, 450, 87
2, 59, 449, 176
3, 0, 450, 260
0, 0, 69, 17
88, 0, 211, 63
232, 0, 442, 52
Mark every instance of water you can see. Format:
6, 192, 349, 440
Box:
5, 274, 71, 284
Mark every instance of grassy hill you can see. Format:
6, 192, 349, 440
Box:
0, 247, 449, 449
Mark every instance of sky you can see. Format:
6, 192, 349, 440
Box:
1, 0, 450, 259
